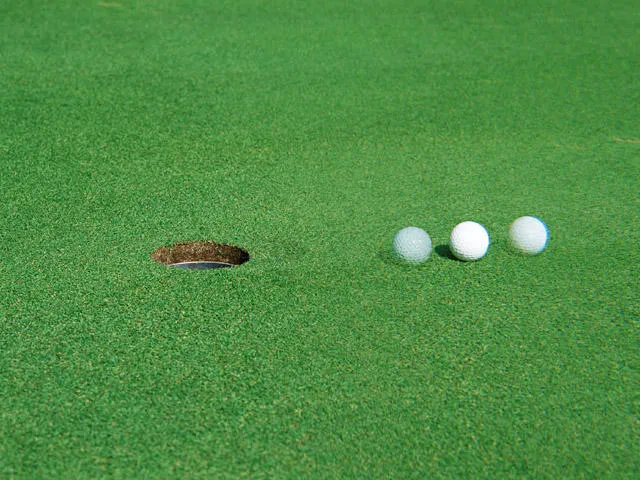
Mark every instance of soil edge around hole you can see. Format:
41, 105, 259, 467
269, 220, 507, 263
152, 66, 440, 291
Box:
151, 241, 250, 267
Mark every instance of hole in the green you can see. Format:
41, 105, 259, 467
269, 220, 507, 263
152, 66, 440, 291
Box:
151, 241, 250, 270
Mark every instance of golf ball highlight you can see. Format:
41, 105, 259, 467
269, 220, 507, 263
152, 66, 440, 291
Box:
392, 227, 432, 264
449, 221, 490, 261
509, 216, 549, 255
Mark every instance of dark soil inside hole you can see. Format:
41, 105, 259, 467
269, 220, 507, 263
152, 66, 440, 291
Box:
151, 241, 250, 266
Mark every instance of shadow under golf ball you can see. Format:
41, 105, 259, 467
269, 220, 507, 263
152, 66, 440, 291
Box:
434, 244, 464, 262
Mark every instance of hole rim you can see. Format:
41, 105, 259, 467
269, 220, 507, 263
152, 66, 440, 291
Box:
151, 241, 250, 268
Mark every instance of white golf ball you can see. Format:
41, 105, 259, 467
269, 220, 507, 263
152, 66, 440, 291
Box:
392, 227, 432, 264
449, 221, 490, 261
509, 216, 549, 255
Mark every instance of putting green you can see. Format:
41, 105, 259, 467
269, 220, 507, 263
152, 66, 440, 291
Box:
1, 1, 638, 478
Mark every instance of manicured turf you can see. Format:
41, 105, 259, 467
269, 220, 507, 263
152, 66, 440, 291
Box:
1, 0, 638, 477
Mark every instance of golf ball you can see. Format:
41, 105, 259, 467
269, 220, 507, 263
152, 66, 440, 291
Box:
509, 216, 549, 255
449, 221, 490, 261
392, 227, 432, 264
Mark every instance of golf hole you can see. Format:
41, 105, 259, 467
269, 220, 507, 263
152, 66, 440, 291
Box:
151, 241, 250, 270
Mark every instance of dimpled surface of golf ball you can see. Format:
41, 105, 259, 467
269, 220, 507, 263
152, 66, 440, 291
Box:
449, 221, 490, 261
509, 216, 549, 255
393, 227, 432, 264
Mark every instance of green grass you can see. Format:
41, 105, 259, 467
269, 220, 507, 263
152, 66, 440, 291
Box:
1, 0, 638, 478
